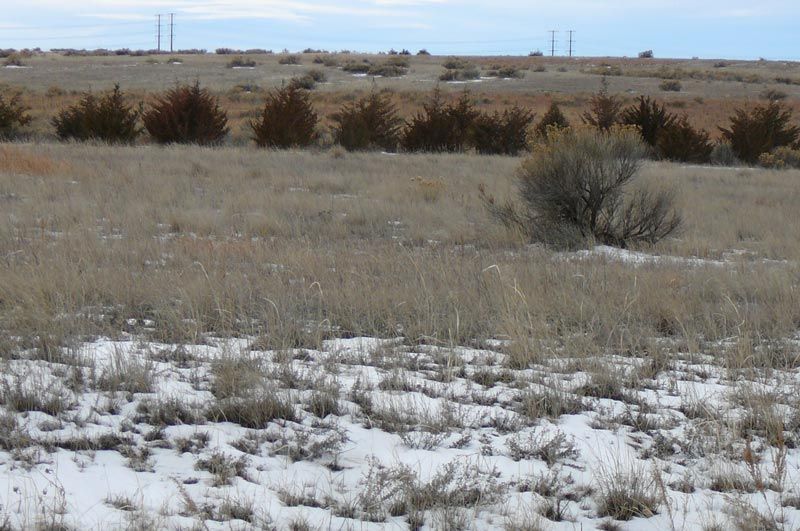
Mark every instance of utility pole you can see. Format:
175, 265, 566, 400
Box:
567, 30, 575, 57
156, 14, 162, 52
169, 13, 174, 52
549, 30, 557, 57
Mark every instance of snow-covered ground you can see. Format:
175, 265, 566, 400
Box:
0, 334, 798, 530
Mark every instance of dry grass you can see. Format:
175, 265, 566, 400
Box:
1, 142, 799, 357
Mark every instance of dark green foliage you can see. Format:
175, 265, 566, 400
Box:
471, 106, 535, 155
620, 96, 675, 148
342, 61, 371, 74
439, 67, 480, 81
582, 77, 622, 131
535, 102, 570, 138
402, 89, 479, 153
719, 101, 800, 164
331, 91, 403, 151
53, 84, 140, 144
227, 56, 256, 68
0, 92, 31, 139
657, 116, 713, 163
250, 84, 318, 149
143, 82, 229, 145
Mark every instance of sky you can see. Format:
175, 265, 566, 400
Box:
1, 1, 798, 60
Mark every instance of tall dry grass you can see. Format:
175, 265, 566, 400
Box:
0, 142, 799, 364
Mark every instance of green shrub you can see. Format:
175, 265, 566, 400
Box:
342, 61, 371, 74
401, 88, 478, 153
486, 65, 524, 79
581, 77, 622, 131
278, 54, 301, 65
535, 102, 570, 138
289, 75, 317, 90
227, 56, 256, 68
620, 96, 675, 149
439, 67, 480, 81
471, 106, 535, 155
658, 79, 682, 92
250, 84, 318, 149
52, 84, 140, 144
331, 91, 403, 151
0, 91, 31, 139
367, 62, 408, 77
710, 141, 740, 166
482, 127, 681, 249
143, 82, 229, 145
656, 116, 713, 163
305, 69, 327, 82
3, 54, 24, 67
719, 101, 800, 164
441, 57, 471, 70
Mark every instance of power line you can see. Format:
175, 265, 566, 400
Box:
549, 30, 557, 57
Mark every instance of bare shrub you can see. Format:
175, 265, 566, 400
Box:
226, 56, 256, 68
482, 127, 681, 249
659, 79, 682, 92
582, 78, 622, 131
0, 91, 31, 139
52, 84, 141, 144
278, 54, 301, 65
250, 84, 318, 149
719, 101, 800, 164
143, 82, 229, 145
402, 88, 478, 153
471, 106, 535, 155
331, 90, 403, 151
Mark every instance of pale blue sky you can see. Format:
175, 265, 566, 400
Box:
2, 1, 797, 59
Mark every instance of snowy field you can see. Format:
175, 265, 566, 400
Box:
1, 329, 798, 530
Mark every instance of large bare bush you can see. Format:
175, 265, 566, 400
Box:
482, 127, 681, 249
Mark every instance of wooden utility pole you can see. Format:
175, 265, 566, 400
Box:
156, 14, 162, 52
568, 30, 575, 57
549, 30, 557, 57
169, 13, 174, 53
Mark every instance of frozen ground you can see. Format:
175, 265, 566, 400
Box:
0, 333, 798, 530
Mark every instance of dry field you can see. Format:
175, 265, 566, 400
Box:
3, 52, 800, 142
0, 136, 799, 529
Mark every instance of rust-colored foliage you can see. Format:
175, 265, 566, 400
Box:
143, 82, 229, 145
250, 84, 318, 149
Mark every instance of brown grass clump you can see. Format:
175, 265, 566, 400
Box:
0, 145, 67, 175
